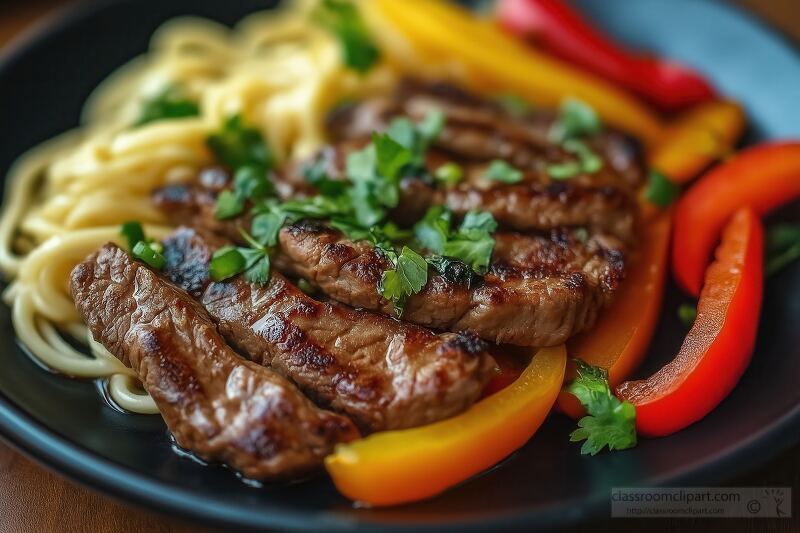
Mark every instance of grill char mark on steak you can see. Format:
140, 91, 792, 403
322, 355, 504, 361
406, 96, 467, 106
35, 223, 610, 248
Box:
70, 244, 359, 480
162, 228, 495, 432
153, 183, 627, 346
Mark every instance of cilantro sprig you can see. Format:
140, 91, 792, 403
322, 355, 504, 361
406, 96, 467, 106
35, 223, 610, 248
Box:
134, 85, 199, 127
566, 360, 637, 455
414, 206, 497, 274
484, 160, 523, 184
312, 0, 380, 74
209, 115, 275, 219
546, 98, 604, 180
644, 170, 680, 207
119, 221, 166, 271
379, 246, 429, 316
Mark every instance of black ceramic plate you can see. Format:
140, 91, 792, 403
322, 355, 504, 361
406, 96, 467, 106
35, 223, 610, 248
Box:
0, 0, 798, 530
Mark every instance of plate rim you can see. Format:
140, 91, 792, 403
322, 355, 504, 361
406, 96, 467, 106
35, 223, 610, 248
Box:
0, 0, 798, 530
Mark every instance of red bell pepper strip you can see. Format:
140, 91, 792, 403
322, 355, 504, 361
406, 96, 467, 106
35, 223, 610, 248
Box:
617, 208, 763, 437
496, 0, 716, 111
673, 141, 800, 296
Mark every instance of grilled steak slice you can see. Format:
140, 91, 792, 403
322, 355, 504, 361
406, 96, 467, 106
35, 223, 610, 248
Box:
276, 221, 624, 346
318, 80, 643, 241
153, 182, 626, 346
162, 228, 495, 432
70, 244, 359, 480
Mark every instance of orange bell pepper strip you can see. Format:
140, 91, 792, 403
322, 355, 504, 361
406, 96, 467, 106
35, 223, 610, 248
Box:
649, 100, 746, 184
673, 141, 800, 296
361, 0, 663, 144
618, 208, 763, 437
557, 210, 672, 419
325, 345, 566, 506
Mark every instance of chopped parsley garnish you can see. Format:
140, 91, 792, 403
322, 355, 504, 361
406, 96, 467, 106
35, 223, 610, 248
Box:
209, 229, 271, 285
677, 303, 697, 327
566, 360, 637, 455
379, 246, 429, 315
207, 115, 273, 172
434, 162, 464, 187
484, 159, 523, 184
134, 86, 200, 127
312, 0, 380, 74
549, 98, 602, 144
414, 206, 497, 274
766, 224, 800, 277
494, 93, 531, 118
120, 221, 166, 270
644, 170, 680, 207
546, 138, 603, 180
426, 255, 478, 286
209, 115, 275, 219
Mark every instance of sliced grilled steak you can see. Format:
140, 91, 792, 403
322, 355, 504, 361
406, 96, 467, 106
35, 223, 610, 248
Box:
153, 182, 626, 346
276, 220, 624, 346
161, 228, 495, 432
318, 80, 643, 241
70, 244, 359, 480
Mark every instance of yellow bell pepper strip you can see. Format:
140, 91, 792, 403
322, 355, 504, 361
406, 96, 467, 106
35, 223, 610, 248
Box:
649, 100, 746, 184
557, 210, 672, 419
361, 0, 663, 144
325, 345, 566, 506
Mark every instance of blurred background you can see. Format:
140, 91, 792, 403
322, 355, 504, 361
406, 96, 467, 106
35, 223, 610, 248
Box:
1, 0, 799, 45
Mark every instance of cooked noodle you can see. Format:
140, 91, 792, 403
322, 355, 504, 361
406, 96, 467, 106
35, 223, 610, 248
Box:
0, 1, 399, 414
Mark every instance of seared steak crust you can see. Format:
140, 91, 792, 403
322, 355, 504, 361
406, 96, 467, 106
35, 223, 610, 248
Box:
320, 80, 643, 241
276, 221, 625, 346
162, 228, 495, 432
70, 244, 359, 479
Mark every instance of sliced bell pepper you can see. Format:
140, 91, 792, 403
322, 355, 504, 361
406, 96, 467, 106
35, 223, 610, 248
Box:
673, 141, 800, 296
617, 208, 763, 437
650, 100, 746, 184
557, 209, 672, 419
361, 0, 663, 144
325, 345, 566, 506
496, 0, 716, 112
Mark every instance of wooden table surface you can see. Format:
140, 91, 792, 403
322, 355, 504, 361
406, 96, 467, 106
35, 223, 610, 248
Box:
0, 1, 798, 532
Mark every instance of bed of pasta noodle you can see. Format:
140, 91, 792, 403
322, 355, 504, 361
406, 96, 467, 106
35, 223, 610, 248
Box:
0, 1, 401, 414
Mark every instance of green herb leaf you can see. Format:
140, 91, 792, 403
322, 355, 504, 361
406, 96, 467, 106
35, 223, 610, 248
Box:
303, 159, 347, 197
545, 161, 583, 180
233, 165, 274, 203
766, 224, 800, 277
379, 246, 429, 315
207, 115, 272, 172
494, 93, 531, 118
372, 132, 413, 183
312, 0, 380, 74
549, 98, 602, 143
413, 207, 496, 274
413, 206, 452, 253
565, 359, 637, 455
563, 138, 603, 173
484, 160, 523, 184
417, 109, 445, 144
677, 303, 697, 328
243, 255, 270, 284
644, 170, 680, 207
251, 212, 286, 247
214, 190, 245, 220
434, 162, 464, 186
132, 241, 166, 271
134, 86, 199, 127
209, 246, 247, 282
120, 221, 146, 251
